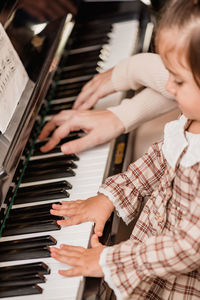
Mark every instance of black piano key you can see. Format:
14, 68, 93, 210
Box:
0, 245, 51, 261
17, 180, 72, 194
74, 32, 110, 42
6, 213, 63, 225
60, 66, 97, 80
32, 134, 81, 155
52, 87, 82, 99
71, 36, 109, 49
8, 211, 55, 222
22, 167, 75, 182
0, 284, 42, 298
28, 156, 78, 168
26, 159, 77, 172
0, 235, 57, 251
0, 236, 57, 256
0, 262, 50, 278
64, 49, 101, 66
2, 220, 61, 236
15, 180, 72, 204
47, 101, 74, 114
55, 80, 88, 91
54, 86, 81, 94
76, 23, 112, 35
35, 133, 80, 149
9, 203, 59, 217
0, 235, 56, 252
14, 188, 70, 204
32, 144, 62, 156
47, 104, 74, 116
0, 273, 46, 287
40, 153, 78, 161
61, 60, 98, 72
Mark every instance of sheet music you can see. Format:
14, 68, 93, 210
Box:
0, 23, 29, 134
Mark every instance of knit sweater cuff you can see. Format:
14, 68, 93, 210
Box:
108, 88, 177, 133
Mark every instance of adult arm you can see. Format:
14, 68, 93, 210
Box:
74, 52, 174, 110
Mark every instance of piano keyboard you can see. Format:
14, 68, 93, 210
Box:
0, 18, 140, 299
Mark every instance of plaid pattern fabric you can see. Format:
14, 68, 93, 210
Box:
99, 141, 200, 299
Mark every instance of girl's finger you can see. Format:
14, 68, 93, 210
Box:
56, 214, 84, 226
90, 234, 102, 248
51, 252, 81, 266
58, 267, 82, 277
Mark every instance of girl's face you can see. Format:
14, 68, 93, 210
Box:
158, 29, 200, 122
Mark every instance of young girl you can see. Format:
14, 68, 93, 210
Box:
50, 0, 200, 298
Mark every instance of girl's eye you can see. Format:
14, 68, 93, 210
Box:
174, 80, 183, 86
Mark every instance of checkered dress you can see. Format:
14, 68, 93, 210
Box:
99, 117, 200, 299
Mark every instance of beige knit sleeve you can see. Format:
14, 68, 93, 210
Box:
111, 52, 174, 100
108, 88, 177, 133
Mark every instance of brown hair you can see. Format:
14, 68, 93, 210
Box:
156, 0, 200, 87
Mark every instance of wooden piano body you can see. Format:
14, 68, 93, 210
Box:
0, 1, 153, 299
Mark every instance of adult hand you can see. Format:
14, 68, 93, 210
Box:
50, 234, 105, 277
38, 109, 125, 154
73, 68, 115, 110
50, 194, 114, 237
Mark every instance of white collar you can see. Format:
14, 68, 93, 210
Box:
162, 115, 200, 168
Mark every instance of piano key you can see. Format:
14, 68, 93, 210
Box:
2, 220, 61, 236
63, 49, 102, 66
0, 262, 50, 277
46, 102, 74, 114
0, 246, 51, 261
36, 133, 82, 148
30, 153, 79, 162
0, 273, 46, 287
60, 66, 97, 79
60, 60, 98, 72
6, 213, 63, 225
71, 36, 110, 49
35, 133, 81, 151
0, 236, 56, 251
57, 74, 93, 85
14, 189, 70, 204
22, 167, 75, 183
27, 159, 77, 173
8, 203, 60, 216
25, 160, 77, 173
32, 145, 67, 156
51, 87, 81, 99
7, 210, 60, 222
53, 80, 87, 91
17, 181, 72, 195
0, 285, 42, 298
14, 186, 70, 205
76, 22, 112, 34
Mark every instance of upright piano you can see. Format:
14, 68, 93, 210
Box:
0, 0, 153, 299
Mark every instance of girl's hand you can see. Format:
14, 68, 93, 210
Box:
50, 234, 105, 277
73, 68, 115, 110
50, 194, 114, 237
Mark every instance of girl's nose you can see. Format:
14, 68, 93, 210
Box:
165, 76, 176, 96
